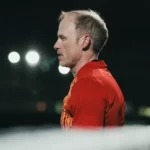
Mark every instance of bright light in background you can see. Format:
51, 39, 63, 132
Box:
58, 65, 70, 74
25, 50, 40, 66
8, 51, 20, 64
138, 106, 150, 117
55, 101, 63, 114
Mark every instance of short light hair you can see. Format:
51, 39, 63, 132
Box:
58, 9, 109, 56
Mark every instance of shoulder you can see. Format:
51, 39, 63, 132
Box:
72, 76, 106, 94
69, 77, 107, 109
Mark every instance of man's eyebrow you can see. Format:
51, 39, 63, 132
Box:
58, 34, 67, 39
58, 34, 64, 37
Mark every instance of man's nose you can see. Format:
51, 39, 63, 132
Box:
53, 40, 60, 51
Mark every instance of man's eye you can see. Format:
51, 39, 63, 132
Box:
60, 36, 66, 40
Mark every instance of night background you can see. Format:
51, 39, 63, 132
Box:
0, 0, 150, 130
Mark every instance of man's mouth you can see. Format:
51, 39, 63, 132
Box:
57, 54, 63, 59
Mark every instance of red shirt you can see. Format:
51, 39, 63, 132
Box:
60, 60, 125, 129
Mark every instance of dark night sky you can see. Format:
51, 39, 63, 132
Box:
0, 0, 150, 116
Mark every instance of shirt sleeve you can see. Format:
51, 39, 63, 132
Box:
70, 77, 107, 129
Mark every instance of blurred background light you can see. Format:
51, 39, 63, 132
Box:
138, 107, 150, 117
25, 50, 40, 66
54, 101, 63, 114
58, 65, 70, 75
8, 51, 20, 64
36, 101, 47, 112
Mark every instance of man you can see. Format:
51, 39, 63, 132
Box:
54, 9, 125, 129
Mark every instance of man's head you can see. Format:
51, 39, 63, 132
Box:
54, 9, 108, 68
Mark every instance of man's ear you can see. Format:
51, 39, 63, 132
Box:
81, 35, 91, 51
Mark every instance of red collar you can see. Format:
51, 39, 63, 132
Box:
77, 60, 107, 78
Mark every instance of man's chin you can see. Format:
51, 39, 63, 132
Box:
59, 62, 69, 68
58, 60, 72, 68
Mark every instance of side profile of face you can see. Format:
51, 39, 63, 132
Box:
53, 16, 83, 68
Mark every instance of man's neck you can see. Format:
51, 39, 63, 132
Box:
71, 53, 97, 77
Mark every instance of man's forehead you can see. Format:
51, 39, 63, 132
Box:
59, 17, 75, 28
58, 18, 76, 35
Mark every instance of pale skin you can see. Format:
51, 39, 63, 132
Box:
54, 15, 97, 76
